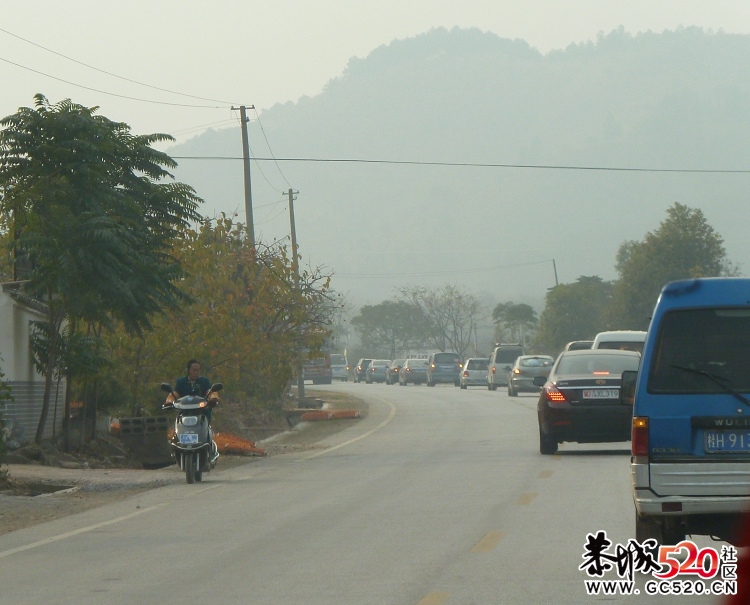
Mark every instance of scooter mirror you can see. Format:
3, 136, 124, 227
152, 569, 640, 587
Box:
160, 383, 173, 393
212, 383, 224, 392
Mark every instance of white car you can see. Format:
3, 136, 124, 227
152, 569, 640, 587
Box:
592, 330, 646, 353
460, 357, 489, 389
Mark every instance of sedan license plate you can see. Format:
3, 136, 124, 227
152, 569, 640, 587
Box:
179, 433, 199, 444
705, 430, 750, 453
582, 389, 619, 399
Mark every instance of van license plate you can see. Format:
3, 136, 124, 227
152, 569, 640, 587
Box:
582, 389, 618, 399
179, 433, 199, 444
705, 430, 750, 453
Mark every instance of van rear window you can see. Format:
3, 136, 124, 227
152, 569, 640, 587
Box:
434, 353, 460, 364
649, 308, 750, 393
495, 348, 523, 363
597, 341, 644, 353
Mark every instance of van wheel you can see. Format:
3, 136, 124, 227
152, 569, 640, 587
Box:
489, 383, 497, 391
660, 519, 686, 546
460, 383, 467, 389
539, 426, 558, 455
635, 512, 659, 540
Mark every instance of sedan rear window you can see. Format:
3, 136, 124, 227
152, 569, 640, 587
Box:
434, 353, 460, 364
467, 359, 489, 370
648, 308, 750, 393
520, 357, 553, 367
556, 353, 640, 376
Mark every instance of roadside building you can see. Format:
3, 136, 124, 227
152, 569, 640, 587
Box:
0, 283, 64, 444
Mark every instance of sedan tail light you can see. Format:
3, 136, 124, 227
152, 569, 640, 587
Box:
632, 417, 649, 456
543, 385, 569, 408
513, 368, 524, 375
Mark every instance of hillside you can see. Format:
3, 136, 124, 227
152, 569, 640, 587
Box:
168, 26, 750, 315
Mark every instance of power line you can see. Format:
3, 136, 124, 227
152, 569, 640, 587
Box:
170, 118, 237, 136
253, 107, 293, 189
0, 55, 228, 108
336, 259, 553, 279
0, 27, 242, 105
170, 155, 750, 174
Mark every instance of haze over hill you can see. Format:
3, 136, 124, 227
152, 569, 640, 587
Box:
168, 26, 750, 315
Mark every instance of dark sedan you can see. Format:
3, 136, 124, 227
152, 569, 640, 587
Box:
535, 349, 641, 455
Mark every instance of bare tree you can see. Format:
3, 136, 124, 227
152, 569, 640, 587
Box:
397, 285, 481, 358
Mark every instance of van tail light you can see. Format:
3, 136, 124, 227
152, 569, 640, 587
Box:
544, 385, 569, 408
632, 417, 649, 456
463, 370, 469, 377
491, 366, 496, 375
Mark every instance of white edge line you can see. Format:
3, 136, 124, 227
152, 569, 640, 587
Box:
0, 484, 224, 558
0, 503, 166, 558
300, 396, 397, 460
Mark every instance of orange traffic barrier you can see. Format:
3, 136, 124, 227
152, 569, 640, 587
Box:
300, 409, 361, 422
214, 432, 267, 456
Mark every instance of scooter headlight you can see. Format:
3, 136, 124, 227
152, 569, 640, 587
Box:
181, 416, 199, 427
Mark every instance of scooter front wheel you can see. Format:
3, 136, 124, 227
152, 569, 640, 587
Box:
185, 453, 196, 484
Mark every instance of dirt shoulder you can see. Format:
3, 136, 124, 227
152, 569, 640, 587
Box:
0, 389, 366, 535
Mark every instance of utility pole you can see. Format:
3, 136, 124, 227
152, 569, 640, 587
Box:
232, 105, 256, 247
552, 258, 559, 286
288, 188, 305, 403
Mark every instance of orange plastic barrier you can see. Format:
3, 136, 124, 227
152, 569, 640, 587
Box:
300, 410, 361, 422
214, 432, 267, 456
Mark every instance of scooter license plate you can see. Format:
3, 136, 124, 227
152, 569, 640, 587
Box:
179, 433, 199, 444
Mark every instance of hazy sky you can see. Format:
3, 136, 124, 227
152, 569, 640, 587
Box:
4, 0, 750, 146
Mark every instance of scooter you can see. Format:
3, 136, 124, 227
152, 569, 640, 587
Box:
161, 382, 223, 484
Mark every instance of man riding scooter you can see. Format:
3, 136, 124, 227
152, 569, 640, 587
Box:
166, 359, 220, 463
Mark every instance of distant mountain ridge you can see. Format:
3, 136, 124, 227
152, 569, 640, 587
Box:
169, 26, 750, 312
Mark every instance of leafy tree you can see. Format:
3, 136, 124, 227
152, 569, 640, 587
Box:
533, 276, 613, 354
492, 302, 538, 346
0, 95, 202, 442
609, 203, 736, 330
350, 299, 428, 359
102, 217, 337, 414
397, 285, 481, 358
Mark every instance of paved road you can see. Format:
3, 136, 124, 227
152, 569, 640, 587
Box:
0, 383, 727, 604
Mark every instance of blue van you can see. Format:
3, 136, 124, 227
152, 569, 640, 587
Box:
625, 278, 750, 546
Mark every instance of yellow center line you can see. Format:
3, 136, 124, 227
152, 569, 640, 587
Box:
516, 492, 537, 505
417, 592, 451, 605
539, 470, 553, 478
471, 531, 506, 553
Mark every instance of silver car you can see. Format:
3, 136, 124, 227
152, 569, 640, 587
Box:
460, 357, 489, 389
508, 355, 554, 396
330, 354, 349, 381
365, 359, 391, 384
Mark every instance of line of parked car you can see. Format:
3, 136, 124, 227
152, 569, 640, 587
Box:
338, 288, 750, 550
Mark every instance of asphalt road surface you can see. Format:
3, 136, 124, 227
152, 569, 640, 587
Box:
0, 383, 730, 604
